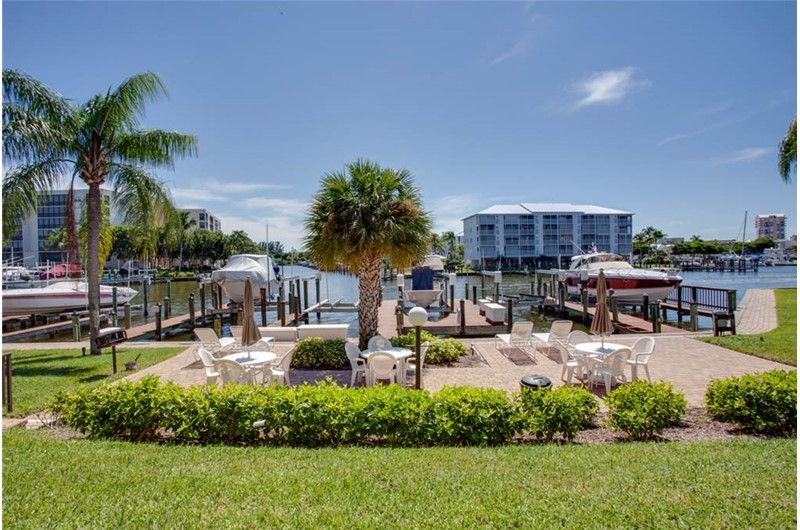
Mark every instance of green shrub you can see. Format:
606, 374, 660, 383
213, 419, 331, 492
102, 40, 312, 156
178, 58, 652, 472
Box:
705, 370, 797, 435
516, 386, 598, 442
56, 378, 523, 447
390, 332, 467, 365
291, 338, 348, 369
605, 381, 686, 440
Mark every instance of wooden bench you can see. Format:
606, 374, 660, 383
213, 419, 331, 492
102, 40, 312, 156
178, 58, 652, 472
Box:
484, 303, 506, 325
297, 324, 349, 340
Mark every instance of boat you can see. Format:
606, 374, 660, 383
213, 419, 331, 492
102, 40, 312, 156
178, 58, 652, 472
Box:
559, 252, 682, 303
1, 280, 138, 316
210, 254, 280, 304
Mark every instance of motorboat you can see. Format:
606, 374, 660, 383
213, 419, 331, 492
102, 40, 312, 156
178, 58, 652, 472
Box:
210, 254, 280, 304
1, 280, 138, 316
559, 252, 682, 303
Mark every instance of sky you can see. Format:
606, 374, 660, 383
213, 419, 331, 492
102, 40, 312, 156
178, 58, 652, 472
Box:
3, 1, 797, 250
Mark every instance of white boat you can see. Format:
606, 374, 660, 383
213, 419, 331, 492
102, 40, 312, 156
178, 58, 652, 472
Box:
210, 254, 280, 304
559, 252, 682, 303
1, 280, 138, 316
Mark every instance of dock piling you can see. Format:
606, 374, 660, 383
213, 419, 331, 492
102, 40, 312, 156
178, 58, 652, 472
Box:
459, 299, 466, 335
189, 294, 196, 328
71, 312, 81, 342
155, 303, 162, 341
123, 303, 132, 329
260, 287, 268, 326
199, 284, 206, 326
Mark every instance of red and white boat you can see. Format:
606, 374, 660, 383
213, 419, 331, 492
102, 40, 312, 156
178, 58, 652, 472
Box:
559, 252, 682, 303
1, 281, 138, 316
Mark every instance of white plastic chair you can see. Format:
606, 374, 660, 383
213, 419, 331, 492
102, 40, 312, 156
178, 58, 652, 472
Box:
345, 342, 367, 387
194, 327, 236, 355
531, 320, 573, 355
266, 347, 295, 385
626, 337, 656, 382
590, 347, 631, 394
405, 341, 429, 387
565, 330, 592, 354
555, 342, 585, 385
494, 321, 534, 353
213, 359, 256, 387
367, 335, 392, 350
196, 347, 220, 386
366, 351, 398, 386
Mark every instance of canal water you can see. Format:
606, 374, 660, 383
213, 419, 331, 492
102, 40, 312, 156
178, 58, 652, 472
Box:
21, 264, 797, 341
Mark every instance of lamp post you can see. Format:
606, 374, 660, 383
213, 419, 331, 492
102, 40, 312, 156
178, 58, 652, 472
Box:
407, 306, 428, 390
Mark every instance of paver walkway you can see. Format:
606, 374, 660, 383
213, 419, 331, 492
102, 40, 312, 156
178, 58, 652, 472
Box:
735, 289, 779, 334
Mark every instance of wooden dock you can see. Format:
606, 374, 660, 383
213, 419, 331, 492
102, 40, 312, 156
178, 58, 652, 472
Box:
562, 300, 685, 334
376, 299, 506, 338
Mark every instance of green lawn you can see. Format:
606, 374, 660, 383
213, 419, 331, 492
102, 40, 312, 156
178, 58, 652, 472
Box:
700, 288, 797, 366
2, 429, 795, 528
2, 346, 185, 417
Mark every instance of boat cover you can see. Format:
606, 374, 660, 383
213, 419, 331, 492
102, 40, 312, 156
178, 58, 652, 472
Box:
211, 255, 275, 285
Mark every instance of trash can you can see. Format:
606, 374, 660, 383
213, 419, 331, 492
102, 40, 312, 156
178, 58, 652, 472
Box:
520, 374, 552, 392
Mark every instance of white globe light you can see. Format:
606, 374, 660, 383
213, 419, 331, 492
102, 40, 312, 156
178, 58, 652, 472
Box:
408, 306, 428, 327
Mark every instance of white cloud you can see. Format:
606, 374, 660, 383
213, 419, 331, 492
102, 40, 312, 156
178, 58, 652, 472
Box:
217, 213, 306, 250
711, 147, 773, 166
243, 197, 310, 216
571, 67, 650, 110
172, 188, 224, 202
430, 193, 482, 234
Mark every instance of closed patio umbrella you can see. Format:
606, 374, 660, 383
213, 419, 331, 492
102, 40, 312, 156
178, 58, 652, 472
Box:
241, 277, 262, 356
590, 269, 615, 346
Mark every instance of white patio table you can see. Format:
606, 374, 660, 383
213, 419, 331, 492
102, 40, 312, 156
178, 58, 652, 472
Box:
221, 350, 277, 384
573, 342, 626, 384
361, 347, 414, 386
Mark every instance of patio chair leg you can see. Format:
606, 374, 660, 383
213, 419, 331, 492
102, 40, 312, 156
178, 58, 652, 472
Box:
643, 365, 651, 382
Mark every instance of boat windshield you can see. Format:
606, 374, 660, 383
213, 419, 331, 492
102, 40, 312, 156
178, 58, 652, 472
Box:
570, 253, 628, 269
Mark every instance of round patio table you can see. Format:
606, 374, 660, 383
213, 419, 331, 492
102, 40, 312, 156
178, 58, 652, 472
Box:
361, 347, 414, 386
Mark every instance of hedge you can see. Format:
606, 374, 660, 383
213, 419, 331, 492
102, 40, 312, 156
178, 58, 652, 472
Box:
390, 331, 466, 364
605, 381, 686, 440
53, 376, 603, 447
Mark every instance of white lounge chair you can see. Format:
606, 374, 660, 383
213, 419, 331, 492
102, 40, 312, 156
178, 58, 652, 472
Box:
626, 337, 656, 382
194, 327, 236, 355
494, 321, 534, 354
532, 320, 573, 355
345, 342, 367, 387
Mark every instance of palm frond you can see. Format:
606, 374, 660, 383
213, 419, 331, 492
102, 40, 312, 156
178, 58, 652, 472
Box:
109, 164, 175, 228
778, 116, 796, 183
3, 69, 71, 120
2, 160, 70, 239
2, 104, 72, 164
99, 72, 167, 134
112, 129, 199, 169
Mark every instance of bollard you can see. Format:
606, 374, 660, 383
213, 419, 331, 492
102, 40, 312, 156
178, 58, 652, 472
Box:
689, 303, 699, 332
459, 299, 466, 335
189, 294, 196, 328
642, 294, 650, 320
450, 284, 455, 312
143, 277, 149, 317
260, 287, 268, 326
72, 312, 81, 342
199, 283, 207, 326
123, 303, 132, 329
163, 297, 171, 320
472, 286, 478, 305
581, 288, 589, 325
155, 303, 162, 341
506, 298, 513, 332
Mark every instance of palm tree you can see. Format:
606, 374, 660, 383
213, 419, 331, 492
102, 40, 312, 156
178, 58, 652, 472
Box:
778, 116, 796, 183
304, 159, 432, 349
175, 210, 196, 272
3, 70, 197, 354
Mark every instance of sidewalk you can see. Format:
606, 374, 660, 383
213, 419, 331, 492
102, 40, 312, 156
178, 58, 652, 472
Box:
735, 289, 779, 335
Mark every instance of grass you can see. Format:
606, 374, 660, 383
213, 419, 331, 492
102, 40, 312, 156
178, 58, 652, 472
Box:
700, 288, 797, 366
2, 346, 185, 417
2, 429, 796, 528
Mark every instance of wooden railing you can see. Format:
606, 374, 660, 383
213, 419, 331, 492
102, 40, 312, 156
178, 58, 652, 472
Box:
663, 285, 737, 314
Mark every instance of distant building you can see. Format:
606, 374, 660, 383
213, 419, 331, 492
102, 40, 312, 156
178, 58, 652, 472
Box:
2, 188, 118, 267
462, 203, 633, 269
179, 208, 222, 233
755, 214, 786, 240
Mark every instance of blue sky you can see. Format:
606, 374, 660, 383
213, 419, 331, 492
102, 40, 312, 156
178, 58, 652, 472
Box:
3, 1, 797, 250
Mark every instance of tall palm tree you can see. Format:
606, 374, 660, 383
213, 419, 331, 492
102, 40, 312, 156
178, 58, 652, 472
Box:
778, 116, 796, 183
175, 210, 196, 272
304, 159, 432, 349
3, 69, 197, 354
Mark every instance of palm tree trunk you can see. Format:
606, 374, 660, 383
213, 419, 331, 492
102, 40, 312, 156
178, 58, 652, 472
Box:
86, 183, 102, 355
357, 251, 383, 350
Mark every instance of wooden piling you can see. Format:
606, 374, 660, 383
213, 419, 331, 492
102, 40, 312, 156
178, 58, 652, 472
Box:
315, 277, 321, 320
189, 294, 196, 328
123, 303, 132, 329
506, 298, 513, 332
155, 303, 162, 341
199, 283, 207, 326
260, 287, 267, 326
581, 288, 589, 325
459, 299, 466, 335
72, 312, 81, 342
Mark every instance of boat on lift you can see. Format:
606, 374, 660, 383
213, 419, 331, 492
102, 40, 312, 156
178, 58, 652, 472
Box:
559, 252, 682, 303
210, 254, 281, 304
1, 280, 138, 316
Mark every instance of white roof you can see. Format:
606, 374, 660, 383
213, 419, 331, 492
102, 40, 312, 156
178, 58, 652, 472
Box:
466, 203, 633, 218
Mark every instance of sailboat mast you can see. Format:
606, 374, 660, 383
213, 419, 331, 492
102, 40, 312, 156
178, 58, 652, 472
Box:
741, 211, 747, 257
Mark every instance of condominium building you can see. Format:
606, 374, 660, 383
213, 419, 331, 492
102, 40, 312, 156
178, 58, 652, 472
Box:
2, 188, 118, 267
179, 208, 222, 233
462, 203, 634, 269
754, 214, 786, 240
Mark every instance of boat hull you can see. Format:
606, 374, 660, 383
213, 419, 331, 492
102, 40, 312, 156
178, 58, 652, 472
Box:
1, 281, 138, 316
